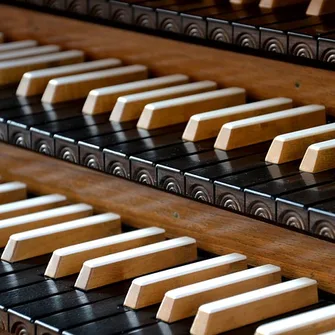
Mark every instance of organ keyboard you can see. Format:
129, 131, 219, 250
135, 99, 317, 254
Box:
0, 1, 334, 334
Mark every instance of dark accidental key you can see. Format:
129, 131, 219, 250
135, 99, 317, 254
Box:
0, 85, 19, 100
129, 139, 215, 186
214, 160, 301, 213
109, 0, 148, 24
61, 305, 158, 335
7, 280, 131, 335
103, 131, 184, 178
6, 105, 83, 148
288, 18, 335, 59
30, 113, 110, 156
79, 123, 186, 171
259, 15, 329, 55
318, 32, 335, 63
184, 152, 268, 204
309, 199, 335, 240
232, 4, 308, 50
276, 181, 335, 232
157, 0, 222, 34
35, 295, 130, 335
156, 142, 270, 196
0, 95, 41, 112
207, 5, 266, 44
53, 120, 136, 164
244, 169, 335, 222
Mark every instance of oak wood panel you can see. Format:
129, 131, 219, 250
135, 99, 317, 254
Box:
0, 5, 335, 116
0, 143, 333, 294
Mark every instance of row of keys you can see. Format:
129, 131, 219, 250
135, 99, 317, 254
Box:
0, 183, 334, 335
10, 0, 335, 63
0, 38, 334, 240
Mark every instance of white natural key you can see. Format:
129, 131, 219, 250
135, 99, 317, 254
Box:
0, 182, 26, 205
215, 105, 326, 150
0, 40, 37, 53
83, 74, 190, 115
255, 304, 335, 335
157, 265, 281, 323
75, 236, 197, 291
0, 194, 67, 220
137, 87, 246, 129
124, 253, 247, 309
266, 123, 335, 164
183, 98, 293, 142
300, 139, 335, 173
0, 50, 85, 85
42, 64, 149, 103
0, 203, 93, 247
191, 278, 318, 335
0, 45, 61, 62
2, 213, 121, 262
16, 58, 120, 97
110, 80, 217, 123
45, 227, 166, 279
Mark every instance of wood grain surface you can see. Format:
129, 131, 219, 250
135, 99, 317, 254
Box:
0, 5, 335, 116
0, 143, 333, 293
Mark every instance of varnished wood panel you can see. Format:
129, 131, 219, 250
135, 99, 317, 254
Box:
0, 143, 333, 294
0, 5, 335, 116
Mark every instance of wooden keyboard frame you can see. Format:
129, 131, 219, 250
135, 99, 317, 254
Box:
0, 142, 333, 294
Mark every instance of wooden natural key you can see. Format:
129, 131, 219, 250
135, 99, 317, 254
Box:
259, 0, 309, 8
307, 0, 335, 16
0, 182, 27, 205
124, 253, 247, 309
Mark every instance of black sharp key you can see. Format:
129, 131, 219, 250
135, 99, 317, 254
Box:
0, 96, 41, 111
30, 113, 110, 156
61, 305, 158, 335
309, 199, 335, 240
276, 181, 335, 232
244, 169, 335, 222
88, 0, 111, 19
103, 131, 184, 178
35, 295, 129, 334
156, 142, 270, 195
0, 254, 50, 277
0, 265, 46, 293
7, 106, 83, 148
0, 85, 18, 100
130, 139, 215, 186
8, 280, 130, 335
109, 0, 146, 24
184, 152, 268, 204
233, 4, 308, 50
260, 15, 327, 54
318, 32, 335, 63
214, 160, 301, 213
54, 121, 136, 164
288, 17, 335, 59
79, 123, 185, 172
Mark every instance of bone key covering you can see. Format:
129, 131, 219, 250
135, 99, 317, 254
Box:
1, 213, 121, 262
190, 278, 318, 335
16, 58, 121, 97
75, 236, 197, 291
41, 64, 148, 103
0, 40, 38, 53
124, 253, 248, 309
45, 227, 166, 278
0, 50, 85, 85
0, 182, 27, 205
137, 87, 246, 129
299, 139, 335, 173
0, 45, 61, 62
83, 74, 190, 115
0, 194, 67, 220
255, 304, 335, 335
110, 80, 217, 123
266, 123, 335, 164
157, 264, 281, 323
214, 105, 326, 150
182, 98, 293, 142
0, 203, 93, 247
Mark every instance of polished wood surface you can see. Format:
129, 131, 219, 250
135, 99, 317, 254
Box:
1, 5, 335, 117
0, 143, 334, 293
